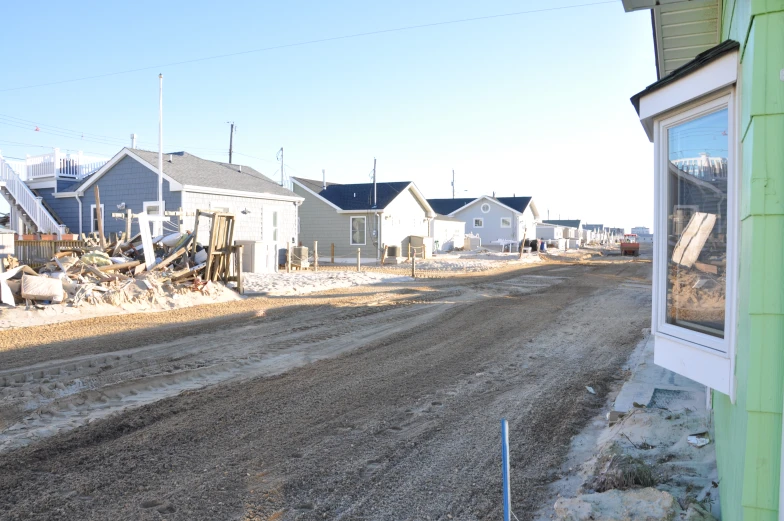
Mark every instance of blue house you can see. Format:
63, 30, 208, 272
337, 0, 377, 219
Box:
1, 147, 302, 244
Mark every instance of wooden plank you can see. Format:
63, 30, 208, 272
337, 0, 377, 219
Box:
694, 261, 719, 275
152, 247, 186, 271
98, 260, 141, 272
234, 244, 244, 294
94, 186, 106, 250
137, 213, 156, 270
671, 212, 717, 268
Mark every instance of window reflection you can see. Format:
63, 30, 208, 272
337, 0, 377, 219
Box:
666, 108, 728, 338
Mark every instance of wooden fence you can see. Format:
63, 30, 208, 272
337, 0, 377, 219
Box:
14, 240, 87, 268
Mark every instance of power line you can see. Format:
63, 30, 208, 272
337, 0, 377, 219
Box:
1, 1, 619, 93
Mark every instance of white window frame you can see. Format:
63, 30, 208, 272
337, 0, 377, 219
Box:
651, 88, 739, 398
473, 218, 484, 228
350, 216, 366, 245
90, 203, 105, 233
500, 217, 512, 228
480, 203, 491, 213
143, 200, 165, 216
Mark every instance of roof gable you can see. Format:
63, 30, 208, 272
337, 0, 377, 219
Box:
74, 148, 300, 199
292, 177, 432, 214
427, 195, 534, 217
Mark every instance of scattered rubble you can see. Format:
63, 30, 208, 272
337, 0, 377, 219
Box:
0, 210, 241, 311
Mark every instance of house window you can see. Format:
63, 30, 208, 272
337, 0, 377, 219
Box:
350, 216, 366, 245
143, 200, 165, 217
272, 211, 279, 241
500, 217, 511, 228
473, 218, 484, 228
650, 90, 738, 396
481, 203, 491, 213
90, 204, 104, 233
664, 107, 729, 339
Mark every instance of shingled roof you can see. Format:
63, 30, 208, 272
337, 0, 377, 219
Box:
75, 148, 299, 198
292, 177, 424, 211
543, 219, 582, 229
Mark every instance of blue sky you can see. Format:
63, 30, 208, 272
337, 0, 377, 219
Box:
0, 1, 656, 229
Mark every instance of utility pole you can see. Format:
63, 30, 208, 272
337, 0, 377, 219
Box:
157, 73, 164, 237
227, 122, 235, 164
452, 169, 455, 199
277, 147, 284, 186
372, 157, 377, 208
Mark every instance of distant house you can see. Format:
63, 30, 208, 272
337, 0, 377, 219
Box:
543, 219, 583, 243
291, 177, 435, 259
427, 196, 538, 248
36, 148, 302, 245
583, 224, 607, 243
431, 214, 466, 252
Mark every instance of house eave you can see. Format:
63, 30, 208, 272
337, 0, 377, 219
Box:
182, 184, 304, 203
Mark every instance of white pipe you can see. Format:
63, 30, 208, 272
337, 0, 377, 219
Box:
158, 74, 164, 235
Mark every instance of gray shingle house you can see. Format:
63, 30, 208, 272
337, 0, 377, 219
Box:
291, 177, 435, 260
427, 195, 539, 248
39, 148, 302, 243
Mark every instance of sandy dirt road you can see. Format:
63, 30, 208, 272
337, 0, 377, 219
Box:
0, 259, 651, 520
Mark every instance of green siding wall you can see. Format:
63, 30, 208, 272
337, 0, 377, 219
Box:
714, 2, 784, 519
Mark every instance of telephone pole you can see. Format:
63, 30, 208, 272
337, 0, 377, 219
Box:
277, 147, 284, 186
452, 169, 455, 199
227, 122, 235, 164
372, 158, 377, 208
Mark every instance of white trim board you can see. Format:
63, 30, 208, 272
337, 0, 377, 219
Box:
183, 185, 303, 203
637, 50, 738, 140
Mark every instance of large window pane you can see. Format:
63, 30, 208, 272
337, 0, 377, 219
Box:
666, 108, 728, 338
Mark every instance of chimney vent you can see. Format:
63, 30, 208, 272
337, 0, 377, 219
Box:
130, 133, 137, 148
169, 154, 172, 162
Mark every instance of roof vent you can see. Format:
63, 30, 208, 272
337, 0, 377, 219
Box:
239, 165, 242, 172
169, 154, 173, 162
354, 193, 356, 197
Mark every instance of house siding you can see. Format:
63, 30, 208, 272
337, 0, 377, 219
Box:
712, 3, 784, 520
432, 218, 466, 251
293, 184, 381, 259
76, 155, 181, 236
181, 190, 298, 246
37, 188, 80, 234
451, 199, 523, 245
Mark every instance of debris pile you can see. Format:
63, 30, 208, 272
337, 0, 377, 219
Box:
1, 210, 242, 309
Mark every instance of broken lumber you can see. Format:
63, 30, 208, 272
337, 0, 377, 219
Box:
694, 261, 719, 275
97, 261, 141, 272
152, 247, 187, 271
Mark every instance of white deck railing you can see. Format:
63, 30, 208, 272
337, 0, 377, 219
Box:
0, 155, 65, 237
22, 148, 107, 181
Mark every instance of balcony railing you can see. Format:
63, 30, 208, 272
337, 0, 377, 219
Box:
18, 148, 108, 181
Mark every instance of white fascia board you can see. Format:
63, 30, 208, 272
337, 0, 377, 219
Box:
182, 184, 304, 203
53, 191, 78, 198
25, 179, 56, 191
637, 51, 738, 140
622, 0, 689, 11
336, 209, 384, 214
76, 148, 183, 194
291, 178, 342, 211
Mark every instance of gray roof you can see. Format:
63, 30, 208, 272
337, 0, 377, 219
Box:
292, 177, 415, 211
83, 149, 298, 198
434, 214, 464, 222
543, 219, 581, 229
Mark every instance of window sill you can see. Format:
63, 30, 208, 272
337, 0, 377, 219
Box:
654, 332, 732, 397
